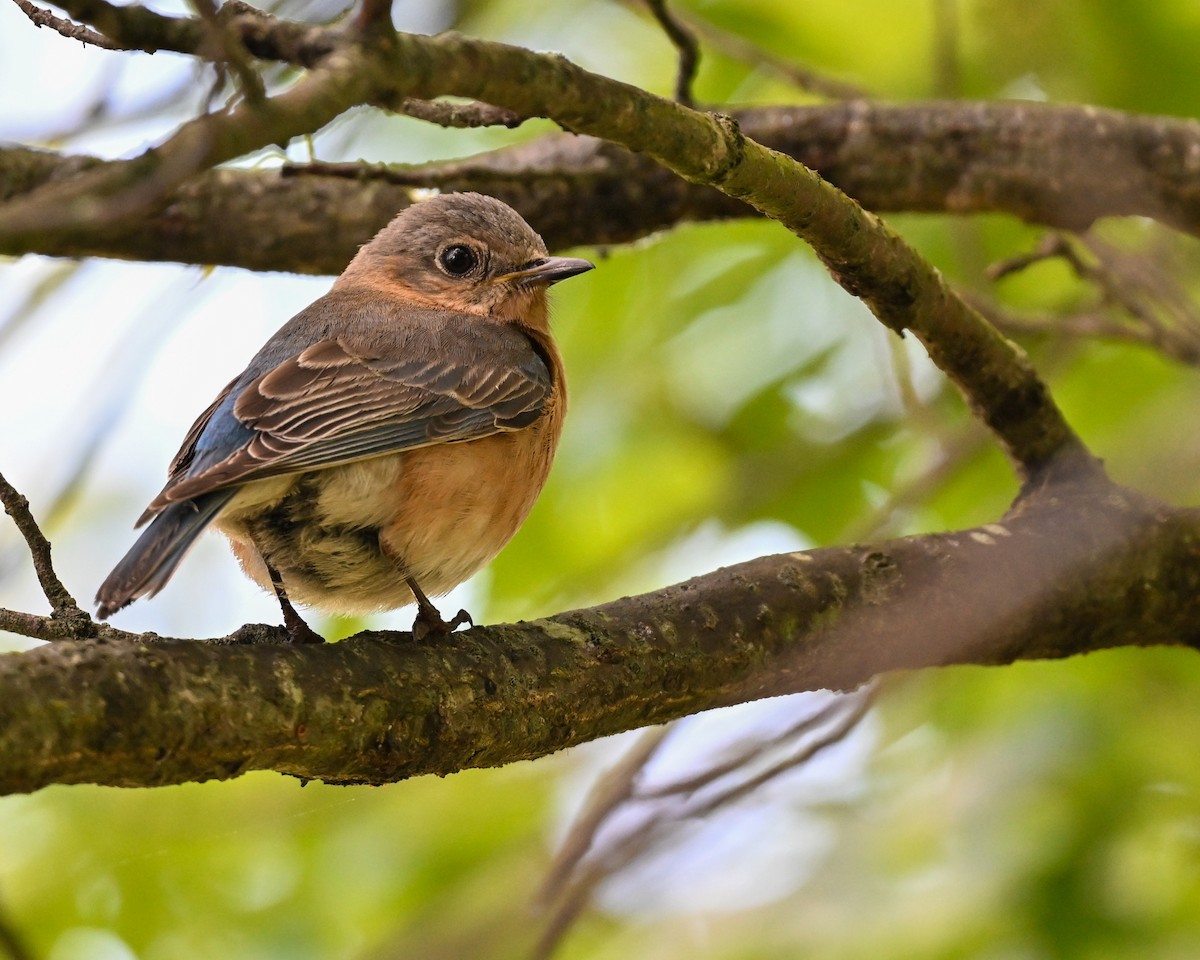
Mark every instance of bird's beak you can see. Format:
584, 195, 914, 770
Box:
498, 256, 595, 286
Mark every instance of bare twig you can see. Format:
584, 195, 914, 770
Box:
189, 0, 266, 103
641, 0, 700, 106
677, 689, 876, 815
653, 2, 870, 100
842, 428, 993, 542
0, 607, 137, 642
986, 231, 1077, 281
986, 232, 1200, 365
539, 727, 671, 903
279, 159, 420, 183
10, 0, 123, 49
634, 697, 848, 799
536, 689, 877, 958
0, 472, 89, 626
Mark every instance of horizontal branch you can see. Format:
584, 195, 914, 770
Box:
7, 100, 1200, 272
31, 0, 338, 64
1, 469, 1198, 795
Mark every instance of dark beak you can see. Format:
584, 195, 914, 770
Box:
501, 256, 595, 286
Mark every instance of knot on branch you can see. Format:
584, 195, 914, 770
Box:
708, 113, 745, 185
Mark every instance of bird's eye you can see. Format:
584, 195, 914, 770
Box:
438, 244, 478, 277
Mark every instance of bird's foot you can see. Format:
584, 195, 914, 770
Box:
267, 561, 325, 644
282, 610, 326, 645
412, 602, 473, 641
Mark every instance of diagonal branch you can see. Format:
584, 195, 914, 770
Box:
10, 0, 338, 67
188, 0, 266, 103
361, 31, 1089, 476
11, 0, 122, 49
0, 42, 371, 243
641, 0, 700, 106
0, 472, 89, 626
1, 3, 1085, 475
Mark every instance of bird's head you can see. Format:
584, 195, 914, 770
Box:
340, 192, 593, 328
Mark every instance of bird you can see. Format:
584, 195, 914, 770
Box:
95, 192, 593, 643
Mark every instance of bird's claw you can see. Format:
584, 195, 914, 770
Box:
412, 604, 473, 641
285, 619, 326, 645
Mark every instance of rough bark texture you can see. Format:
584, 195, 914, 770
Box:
2, 471, 1198, 796
6, 102, 1200, 272
3, 4, 1199, 798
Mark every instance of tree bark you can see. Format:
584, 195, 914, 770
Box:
5, 101, 1200, 272
3, 468, 1197, 796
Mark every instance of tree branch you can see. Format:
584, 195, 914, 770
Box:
11, 0, 122, 49
4, 11, 1096, 474
394, 97, 523, 128
641, 0, 700, 106
0, 37, 372, 243
8, 99, 1199, 267
188, 0, 266, 104
1, 469, 1197, 796
0, 472, 89, 626
24, 0, 338, 64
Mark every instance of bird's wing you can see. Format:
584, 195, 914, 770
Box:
143, 315, 553, 518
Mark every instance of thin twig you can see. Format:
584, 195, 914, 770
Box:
656, 1, 870, 100
641, 0, 700, 106
986, 231, 1075, 281
189, 0, 265, 103
11, 0, 123, 50
986, 232, 1200, 365
536, 690, 877, 959
0, 472, 89, 625
681, 688, 876, 815
539, 727, 670, 903
279, 159, 419, 183
634, 697, 845, 799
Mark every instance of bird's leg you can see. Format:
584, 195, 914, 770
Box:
405, 574, 473, 641
379, 537, 472, 639
266, 561, 325, 644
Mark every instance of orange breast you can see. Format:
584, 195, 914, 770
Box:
217, 375, 565, 615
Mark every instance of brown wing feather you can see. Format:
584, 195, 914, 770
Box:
145, 329, 551, 513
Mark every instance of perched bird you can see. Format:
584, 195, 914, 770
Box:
96, 193, 593, 642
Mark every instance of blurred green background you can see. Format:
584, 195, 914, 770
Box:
3, 0, 1200, 957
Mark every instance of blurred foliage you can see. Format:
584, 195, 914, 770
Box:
2, 0, 1200, 958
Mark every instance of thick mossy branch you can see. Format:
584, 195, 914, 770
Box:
1, 473, 1198, 796
7, 101, 1200, 268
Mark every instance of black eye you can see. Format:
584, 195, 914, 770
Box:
438, 244, 478, 277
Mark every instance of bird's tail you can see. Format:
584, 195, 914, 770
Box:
95, 490, 236, 619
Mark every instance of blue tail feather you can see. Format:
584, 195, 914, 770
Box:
95, 490, 236, 619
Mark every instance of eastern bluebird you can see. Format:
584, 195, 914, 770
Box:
95, 193, 593, 642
